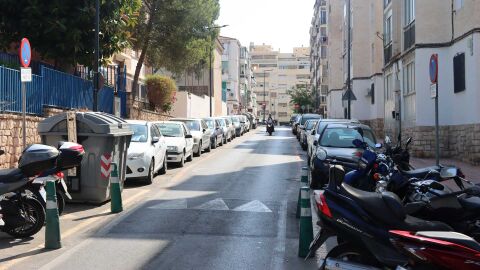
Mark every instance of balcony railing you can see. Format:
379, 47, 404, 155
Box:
384, 43, 392, 65
404, 22, 415, 50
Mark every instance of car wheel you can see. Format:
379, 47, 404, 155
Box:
212, 138, 217, 149
145, 160, 154, 184
159, 156, 167, 175
220, 136, 224, 146
206, 141, 212, 152
178, 151, 185, 167
195, 141, 202, 157
186, 150, 193, 162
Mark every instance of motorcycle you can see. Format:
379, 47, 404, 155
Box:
24, 141, 82, 215
307, 141, 474, 269
266, 122, 274, 136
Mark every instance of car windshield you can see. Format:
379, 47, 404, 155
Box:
301, 116, 320, 125
320, 128, 376, 148
182, 120, 201, 131
157, 123, 182, 137
130, 124, 148, 142
205, 120, 215, 129
305, 120, 317, 130
217, 119, 226, 126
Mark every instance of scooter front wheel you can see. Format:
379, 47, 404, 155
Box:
4, 196, 45, 238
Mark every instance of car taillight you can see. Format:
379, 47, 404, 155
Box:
316, 193, 332, 218
56, 172, 64, 178
354, 151, 362, 158
373, 173, 381, 181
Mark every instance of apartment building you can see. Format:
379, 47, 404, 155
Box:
219, 36, 241, 115
170, 39, 225, 118
250, 43, 311, 124
324, 0, 345, 119
384, 0, 480, 164
239, 46, 256, 114
310, 0, 329, 117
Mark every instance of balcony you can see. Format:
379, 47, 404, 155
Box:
384, 43, 392, 65
404, 22, 415, 50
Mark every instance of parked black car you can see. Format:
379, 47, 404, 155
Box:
309, 123, 377, 189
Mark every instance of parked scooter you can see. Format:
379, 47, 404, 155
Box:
25, 142, 83, 215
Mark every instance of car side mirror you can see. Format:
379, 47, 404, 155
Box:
152, 137, 160, 144
313, 141, 318, 146
311, 130, 316, 135
185, 134, 193, 139
203, 128, 207, 132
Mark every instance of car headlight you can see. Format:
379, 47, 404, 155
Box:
315, 148, 327, 161
129, 152, 145, 159
167, 146, 178, 152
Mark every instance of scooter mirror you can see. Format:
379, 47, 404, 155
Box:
440, 167, 457, 179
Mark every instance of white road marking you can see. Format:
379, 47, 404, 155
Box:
148, 199, 187, 210
233, 200, 272, 213
193, 198, 229, 211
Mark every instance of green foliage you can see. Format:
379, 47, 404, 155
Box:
0, 0, 141, 70
146, 74, 177, 112
131, 0, 220, 75
287, 85, 315, 112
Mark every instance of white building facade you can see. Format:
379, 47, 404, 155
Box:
219, 36, 241, 115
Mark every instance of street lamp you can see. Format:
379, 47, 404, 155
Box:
206, 25, 228, 117
259, 69, 273, 122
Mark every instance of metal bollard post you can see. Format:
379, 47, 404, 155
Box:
45, 180, 61, 249
301, 167, 308, 183
110, 163, 123, 213
298, 186, 313, 258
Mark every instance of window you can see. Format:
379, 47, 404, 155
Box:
371, 83, 375, 104
403, 62, 415, 94
454, 53, 466, 93
455, 0, 464, 10
131, 124, 148, 142
320, 8, 327, 24
385, 73, 393, 100
221, 61, 228, 74
384, 13, 392, 45
404, 0, 415, 25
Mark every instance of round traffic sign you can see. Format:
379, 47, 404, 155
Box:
429, 54, 438, 84
19, 38, 32, 68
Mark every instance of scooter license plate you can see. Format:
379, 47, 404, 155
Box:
39, 187, 47, 202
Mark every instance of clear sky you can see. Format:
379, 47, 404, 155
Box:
216, 0, 313, 52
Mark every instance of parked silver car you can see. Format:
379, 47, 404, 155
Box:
171, 118, 212, 157
215, 117, 233, 144
221, 117, 236, 140
300, 119, 319, 151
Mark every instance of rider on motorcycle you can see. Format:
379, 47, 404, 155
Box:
266, 114, 275, 132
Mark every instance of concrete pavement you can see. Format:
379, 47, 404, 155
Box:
2, 127, 316, 270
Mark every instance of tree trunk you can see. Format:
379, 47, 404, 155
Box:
132, 9, 155, 98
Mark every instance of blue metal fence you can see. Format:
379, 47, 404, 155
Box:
0, 66, 43, 114
0, 64, 128, 117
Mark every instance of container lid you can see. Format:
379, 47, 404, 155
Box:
38, 112, 133, 137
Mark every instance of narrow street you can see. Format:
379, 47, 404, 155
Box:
3, 127, 316, 270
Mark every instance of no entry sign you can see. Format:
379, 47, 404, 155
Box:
19, 38, 32, 68
429, 54, 438, 84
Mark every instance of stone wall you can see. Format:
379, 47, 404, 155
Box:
128, 100, 171, 121
361, 118, 385, 139
403, 124, 480, 165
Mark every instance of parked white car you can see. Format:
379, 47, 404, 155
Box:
171, 118, 212, 157
155, 121, 194, 167
126, 120, 167, 184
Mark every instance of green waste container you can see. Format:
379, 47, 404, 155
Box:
38, 112, 133, 204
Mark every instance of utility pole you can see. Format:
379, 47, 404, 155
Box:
93, 0, 100, 112
346, 0, 352, 119
314, 55, 319, 113
263, 70, 266, 122
209, 46, 213, 117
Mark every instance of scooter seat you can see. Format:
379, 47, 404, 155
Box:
401, 166, 441, 178
340, 183, 406, 225
458, 194, 480, 211
0, 168, 25, 183
416, 231, 480, 252
399, 215, 452, 232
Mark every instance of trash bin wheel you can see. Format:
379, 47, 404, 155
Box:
144, 159, 154, 185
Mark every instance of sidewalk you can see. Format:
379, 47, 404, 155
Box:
410, 157, 479, 183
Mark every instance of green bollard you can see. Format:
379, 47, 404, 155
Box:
45, 180, 61, 249
298, 186, 313, 258
301, 167, 308, 183
296, 188, 301, 219
110, 163, 123, 213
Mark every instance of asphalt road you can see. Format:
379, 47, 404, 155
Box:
4, 126, 316, 270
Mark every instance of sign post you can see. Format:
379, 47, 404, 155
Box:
429, 54, 440, 166
19, 38, 32, 150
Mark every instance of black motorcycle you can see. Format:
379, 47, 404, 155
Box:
266, 123, 274, 136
